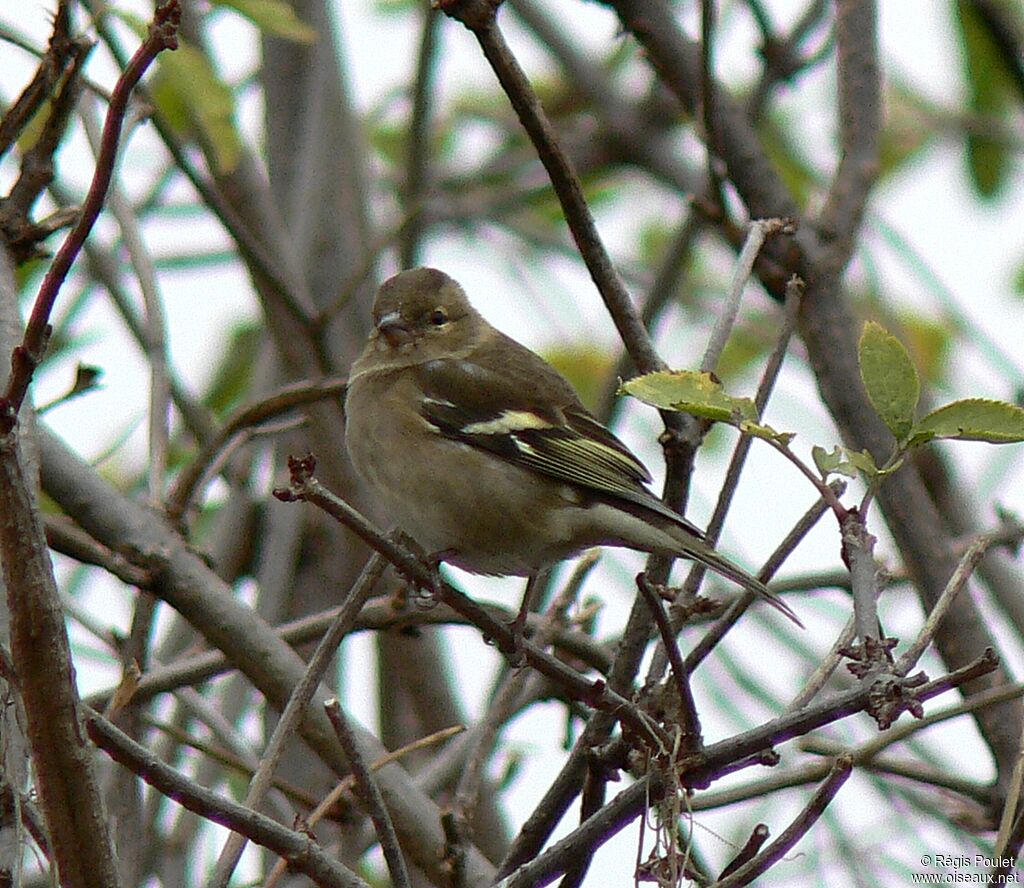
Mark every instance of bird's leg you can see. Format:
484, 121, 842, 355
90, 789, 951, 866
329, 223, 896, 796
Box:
506, 573, 541, 666
417, 547, 459, 606
385, 530, 450, 608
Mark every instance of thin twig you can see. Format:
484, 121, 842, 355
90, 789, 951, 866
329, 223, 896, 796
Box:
895, 529, 1005, 677
1, 2, 181, 430
167, 374, 348, 520
685, 482, 840, 672
439, 0, 663, 374
81, 596, 613, 712
786, 615, 856, 712
718, 823, 770, 879
79, 0, 319, 334
657, 274, 804, 655
452, 565, 587, 840
67, 225, 219, 444
701, 219, 793, 372
399, 4, 442, 268
498, 650, 999, 887
207, 553, 386, 888
262, 725, 465, 888
79, 97, 171, 503
84, 711, 370, 888
710, 755, 853, 886
325, 700, 412, 888
991, 730, 1024, 867
636, 573, 701, 751
699, 0, 726, 218
842, 510, 881, 650
140, 712, 318, 812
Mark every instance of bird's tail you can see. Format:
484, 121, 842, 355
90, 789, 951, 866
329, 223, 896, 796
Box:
671, 532, 803, 628
593, 500, 803, 626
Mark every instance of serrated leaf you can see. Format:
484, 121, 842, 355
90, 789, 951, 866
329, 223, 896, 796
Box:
214, 0, 317, 43
150, 41, 241, 175
620, 370, 758, 424
909, 398, 1024, 446
858, 321, 920, 440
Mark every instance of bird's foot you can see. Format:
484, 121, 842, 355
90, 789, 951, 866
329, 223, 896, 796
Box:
503, 575, 540, 668
410, 547, 458, 609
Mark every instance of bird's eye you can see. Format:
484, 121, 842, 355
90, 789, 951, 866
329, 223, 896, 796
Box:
429, 308, 448, 326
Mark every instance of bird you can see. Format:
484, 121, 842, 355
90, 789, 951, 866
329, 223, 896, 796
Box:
344, 267, 801, 627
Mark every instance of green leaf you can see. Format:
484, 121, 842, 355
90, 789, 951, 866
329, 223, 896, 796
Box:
897, 310, 952, 385
811, 445, 880, 480
202, 322, 261, 415
813, 445, 855, 479
214, 0, 317, 43
878, 82, 936, 182
909, 398, 1024, 446
620, 370, 758, 424
150, 41, 241, 175
955, 0, 1016, 198
758, 112, 818, 209
844, 449, 884, 478
737, 419, 793, 446
858, 321, 920, 440
1014, 257, 1024, 299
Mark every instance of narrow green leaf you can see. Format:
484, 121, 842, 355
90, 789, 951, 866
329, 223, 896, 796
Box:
203, 322, 261, 415
214, 0, 317, 43
878, 83, 936, 182
1013, 257, 1024, 298
910, 398, 1024, 446
620, 370, 758, 424
858, 321, 920, 440
150, 41, 241, 174
738, 420, 793, 446
955, 0, 1015, 198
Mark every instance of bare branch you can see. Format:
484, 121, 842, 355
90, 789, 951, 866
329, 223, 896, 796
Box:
86, 710, 370, 888
712, 755, 853, 886
1, 1, 181, 429
208, 553, 386, 887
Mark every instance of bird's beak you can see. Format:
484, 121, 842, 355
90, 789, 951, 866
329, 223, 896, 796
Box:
375, 311, 413, 348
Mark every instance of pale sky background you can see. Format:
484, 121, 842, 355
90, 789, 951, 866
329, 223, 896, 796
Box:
5, 1, 1024, 885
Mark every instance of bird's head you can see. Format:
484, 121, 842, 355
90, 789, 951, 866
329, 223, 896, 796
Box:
368, 267, 480, 360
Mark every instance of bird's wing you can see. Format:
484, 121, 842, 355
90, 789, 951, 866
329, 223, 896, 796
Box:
414, 342, 705, 539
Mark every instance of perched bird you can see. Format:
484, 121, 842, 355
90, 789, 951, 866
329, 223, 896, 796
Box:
345, 267, 800, 626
